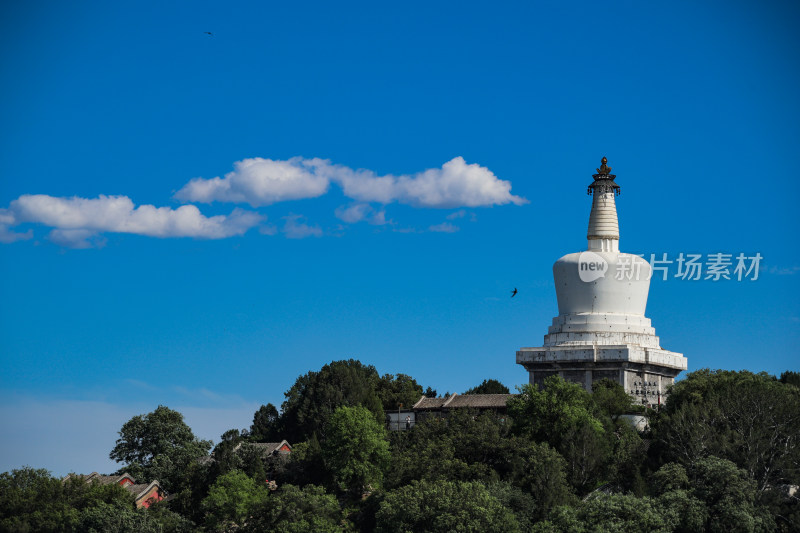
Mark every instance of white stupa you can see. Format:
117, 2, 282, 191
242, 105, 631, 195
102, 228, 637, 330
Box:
516, 157, 687, 405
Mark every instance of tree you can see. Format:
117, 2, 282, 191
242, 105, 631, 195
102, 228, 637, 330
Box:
109, 405, 212, 491
464, 379, 510, 395
201, 470, 270, 531
534, 493, 671, 533
607, 421, 647, 495
322, 405, 390, 494
688, 457, 774, 533
651, 458, 775, 533
250, 403, 280, 441
780, 371, 800, 388
386, 409, 507, 489
376, 373, 424, 410
376, 479, 520, 533
0, 467, 190, 533
508, 376, 611, 494
506, 439, 575, 520
591, 378, 635, 421
0, 467, 81, 532
241, 484, 344, 533
279, 359, 384, 442
653, 369, 800, 492
508, 376, 603, 449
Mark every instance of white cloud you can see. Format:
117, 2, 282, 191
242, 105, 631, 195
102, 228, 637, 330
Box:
0, 226, 33, 244
174, 157, 330, 207
334, 203, 391, 226
176, 156, 527, 209
282, 214, 322, 239
0, 208, 33, 243
335, 203, 372, 223
445, 209, 476, 222
370, 210, 388, 225
428, 222, 459, 233
4, 194, 263, 248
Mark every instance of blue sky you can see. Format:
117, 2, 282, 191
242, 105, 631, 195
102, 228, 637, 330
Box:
1, 0, 798, 476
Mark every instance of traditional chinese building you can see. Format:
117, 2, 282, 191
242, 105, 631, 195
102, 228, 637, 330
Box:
516, 157, 687, 405
62, 472, 165, 508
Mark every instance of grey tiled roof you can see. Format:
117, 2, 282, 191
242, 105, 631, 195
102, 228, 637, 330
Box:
412, 393, 516, 410
234, 439, 292, 456
445, 394, 515, 408
412, 396, 448, 410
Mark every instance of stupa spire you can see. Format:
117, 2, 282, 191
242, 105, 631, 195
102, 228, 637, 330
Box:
587, 156, 620, 251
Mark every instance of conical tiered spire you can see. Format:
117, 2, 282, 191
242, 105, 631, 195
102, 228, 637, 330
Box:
587, 157, 620, 252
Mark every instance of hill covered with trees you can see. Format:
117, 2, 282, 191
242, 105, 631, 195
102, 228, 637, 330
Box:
2, 362, 798, 532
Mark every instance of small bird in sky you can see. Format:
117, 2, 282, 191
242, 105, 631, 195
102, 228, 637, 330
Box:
511, 288, 518, 298
204, 32, 214, 37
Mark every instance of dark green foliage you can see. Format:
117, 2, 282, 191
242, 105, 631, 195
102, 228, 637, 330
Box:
535, 493, 672, 533
279, 359, 384, 442
486, 481, 539, 530
654, 369, 800, 491
508, 376, 603, 449
651, 457, 776, 533
280, 433, 329, 487
423, 386, 437, 398
607, 421, 648, 494
463, 378, 510, 394
375, 479, 520, 533
780, 370, 800, 388
322, 405, 390, 494
505, 439, 575, 519
0, 467, 188, 533
688, 457, 775, 533
658, 489, 709, 533
386, 409, 573, 520
386, 410, 507, 488
8, 365, 800, 532
560, 418, 611, 494
109, 405, 212, 492
201, 469, 270, 531
376, 373, 424, 410
592, 378, 636, 420
250, 403, 280, 441
242, 484, 344, 533
509, 376, 612, 494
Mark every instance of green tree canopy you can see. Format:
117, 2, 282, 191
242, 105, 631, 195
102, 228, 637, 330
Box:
279, 359, 384, 442
242, 484, 344, 533
508, 376, 603, 448
201, 469, 270, 531
534, 493, 672, 533
376, 479, 520, 533
250, 403, 280, 441
651, 457, 775, 533
109, 405, 212, 491
591, 378, 636, 420
322, 405, 390, 494
654, 369, 800, 491
780, 370, 800, 388
377, 373, 424, 410
464, 379, 510, 395
0, 467, 190, 533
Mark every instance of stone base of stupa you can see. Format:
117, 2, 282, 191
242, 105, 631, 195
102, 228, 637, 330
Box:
516, 342, 686, 406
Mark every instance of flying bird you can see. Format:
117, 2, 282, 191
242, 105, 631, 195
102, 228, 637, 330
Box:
511, 288, 518, 298
204, 32, 214, 37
